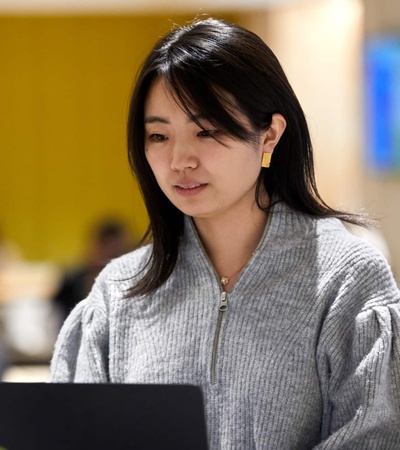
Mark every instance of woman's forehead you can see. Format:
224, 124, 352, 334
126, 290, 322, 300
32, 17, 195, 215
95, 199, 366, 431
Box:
144, 74, 253, 134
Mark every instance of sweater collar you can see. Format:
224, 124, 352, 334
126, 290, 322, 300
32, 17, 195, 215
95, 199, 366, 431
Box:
180, 201, 301, 278
182, 200, 311, 254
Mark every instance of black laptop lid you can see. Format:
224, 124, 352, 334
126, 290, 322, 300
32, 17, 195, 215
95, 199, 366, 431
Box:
0, 383, 209, 450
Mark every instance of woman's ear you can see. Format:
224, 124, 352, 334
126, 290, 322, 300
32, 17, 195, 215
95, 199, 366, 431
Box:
262, 113, 287, 155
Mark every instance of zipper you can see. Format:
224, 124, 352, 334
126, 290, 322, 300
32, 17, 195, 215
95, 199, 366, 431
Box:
187, 222, 229, 385
211, 291, 228, 384
208, 222, 269, 385
186, 214, 272, 385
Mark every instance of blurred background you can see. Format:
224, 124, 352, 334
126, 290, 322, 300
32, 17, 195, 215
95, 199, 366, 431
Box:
0, 0, 399, 381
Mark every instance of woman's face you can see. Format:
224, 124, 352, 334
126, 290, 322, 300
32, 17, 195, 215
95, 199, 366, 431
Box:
144, 78, 267, 223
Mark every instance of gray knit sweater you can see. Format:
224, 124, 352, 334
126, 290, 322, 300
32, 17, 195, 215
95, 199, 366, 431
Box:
50, 201, 400, 449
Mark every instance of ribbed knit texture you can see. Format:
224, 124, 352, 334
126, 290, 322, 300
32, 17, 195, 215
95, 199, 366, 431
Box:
50, 201, 400, 449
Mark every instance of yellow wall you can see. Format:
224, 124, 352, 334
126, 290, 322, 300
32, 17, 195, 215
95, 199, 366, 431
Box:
0, 13, 241, 264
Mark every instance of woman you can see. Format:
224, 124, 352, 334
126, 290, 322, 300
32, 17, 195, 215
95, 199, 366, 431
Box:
50, 18, 400, 449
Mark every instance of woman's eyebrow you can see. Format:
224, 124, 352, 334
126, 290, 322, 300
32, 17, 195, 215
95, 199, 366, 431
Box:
144, 116, 169, 124
144, 114, 208, 124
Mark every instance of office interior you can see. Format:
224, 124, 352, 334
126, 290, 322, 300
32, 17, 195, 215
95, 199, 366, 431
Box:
0, 0, 399, 381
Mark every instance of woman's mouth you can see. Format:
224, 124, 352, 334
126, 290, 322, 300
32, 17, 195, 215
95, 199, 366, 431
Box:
174, 183, 208, 196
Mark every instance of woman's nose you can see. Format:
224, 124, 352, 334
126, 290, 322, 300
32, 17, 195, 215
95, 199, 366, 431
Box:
170, 141, 198, 171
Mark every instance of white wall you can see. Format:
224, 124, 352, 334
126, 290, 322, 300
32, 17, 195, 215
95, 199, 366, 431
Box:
362, 0, 400, 279
245, 0, 365, 211
245, 0, 400, 279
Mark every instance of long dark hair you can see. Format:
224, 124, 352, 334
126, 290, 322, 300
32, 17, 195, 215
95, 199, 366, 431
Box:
127, 17, 366, 296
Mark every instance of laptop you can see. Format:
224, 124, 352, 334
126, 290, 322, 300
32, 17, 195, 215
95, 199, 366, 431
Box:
0, 383, 209, 450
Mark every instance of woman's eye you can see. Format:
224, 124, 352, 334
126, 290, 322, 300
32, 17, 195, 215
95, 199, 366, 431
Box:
198, 129, 219, 138
149, 133, 167, 142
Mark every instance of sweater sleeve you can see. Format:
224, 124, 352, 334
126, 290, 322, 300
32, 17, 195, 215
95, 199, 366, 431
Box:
315, 253, 400, 449
49, 275, 109, 383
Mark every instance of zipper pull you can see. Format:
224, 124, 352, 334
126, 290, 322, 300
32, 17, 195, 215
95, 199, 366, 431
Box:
219, 291, 228, 312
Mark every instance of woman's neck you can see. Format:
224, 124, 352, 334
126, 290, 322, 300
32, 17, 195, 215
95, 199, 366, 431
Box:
193, 201, 268, 291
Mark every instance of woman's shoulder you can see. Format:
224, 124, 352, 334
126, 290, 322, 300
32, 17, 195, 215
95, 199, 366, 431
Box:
313, 216, 391, 276
273, 201, 389, 264
316, 217, 389, 265
101, 243, 153, 281
312, 217, 399, 308
277, 202, 395, 284
82, 243, 153, 306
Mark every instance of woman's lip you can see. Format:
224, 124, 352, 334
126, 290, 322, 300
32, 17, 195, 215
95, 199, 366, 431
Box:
174, 183, 208, 197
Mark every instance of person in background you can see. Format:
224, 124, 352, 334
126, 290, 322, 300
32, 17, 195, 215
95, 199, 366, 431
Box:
50, 18, 400, 449
53, 219, 133, 322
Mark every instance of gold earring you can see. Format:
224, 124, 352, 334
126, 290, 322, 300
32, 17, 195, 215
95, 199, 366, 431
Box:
261, 153, 272, 168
